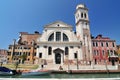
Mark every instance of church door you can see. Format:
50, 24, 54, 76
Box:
55, 53, 61, 64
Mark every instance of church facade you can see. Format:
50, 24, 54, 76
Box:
36, 4, 93, 65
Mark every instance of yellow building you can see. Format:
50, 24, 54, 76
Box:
7, 31, 41, 64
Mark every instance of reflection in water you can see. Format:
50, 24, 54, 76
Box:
0, 73, 120, 78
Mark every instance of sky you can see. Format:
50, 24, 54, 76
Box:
0, 0, 120, 49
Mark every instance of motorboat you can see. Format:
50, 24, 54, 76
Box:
22, 70, 51, 76
0, 67, 14, 76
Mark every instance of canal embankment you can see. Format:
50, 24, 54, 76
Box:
48, 64, 120, 74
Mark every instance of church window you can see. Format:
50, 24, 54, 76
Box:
48, 33, 54, 41
63, 33, 69, 41
56, 32, 61, 41
81, 13, 83, 18
48, 32, 69, 42
39, 53, 42, 58
65, 47, 69, 55
74, 53, 77, 58
84, 13, 87, 18
48, 47, 52, 55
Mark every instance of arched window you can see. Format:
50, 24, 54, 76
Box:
81, 13, 83, 18
84, 13, 87, 18
48, 33, 54, 41
48, 32, 69, 42
65, 47, 69, 55
48, 47, 52, 55
63, 33, 69, 41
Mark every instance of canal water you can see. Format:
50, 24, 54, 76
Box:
0, 73, 120, 79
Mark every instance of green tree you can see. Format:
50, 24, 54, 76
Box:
19, 54, 27, 64
14, 61, 19, 70
116, 49, 120, 63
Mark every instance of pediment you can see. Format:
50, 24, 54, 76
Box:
44, 21, 73, 28
53, 48, 64, 53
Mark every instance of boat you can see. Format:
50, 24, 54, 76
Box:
0, 67, 14, 76
21, 70, 51, 76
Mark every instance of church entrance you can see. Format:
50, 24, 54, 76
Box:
55, 53, 61, 64
53, 48, 64, 64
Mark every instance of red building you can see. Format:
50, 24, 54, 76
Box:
92, 34, 118, 65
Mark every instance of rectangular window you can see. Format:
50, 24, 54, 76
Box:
34, 52, 36, 56
93, 42, 95, 47
65, 47, 69, 55
96, 42, 98, 47
48, 47, 52, 55
94, 50, 96, 55
106, 42, 109, 47
97, 50, 99, 55
101, 42, 103, 47
56, 32, 61, 41
74, 53, 77, 59
112, 42, 115, 47
8, 47, 12, 49
110, 50, 113, 55
8, 52, 11, 55
28, 52, 30, 56
102, 50, 104, 55
39, 53, 42, 58
20, 52, 21, 55
107, 50, 109, 56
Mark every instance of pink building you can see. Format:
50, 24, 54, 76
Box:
92, 34, 118, 65
0, 49, 7, 64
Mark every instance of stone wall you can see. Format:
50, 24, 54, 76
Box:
118, 65, 120, 70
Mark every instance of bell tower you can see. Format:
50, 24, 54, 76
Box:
75, 4, 92, 64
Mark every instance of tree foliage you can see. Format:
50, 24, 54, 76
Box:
19, 54, 27, 64
14, 61, 19, 70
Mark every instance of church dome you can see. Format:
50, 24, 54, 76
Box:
76, 4, 86, 9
